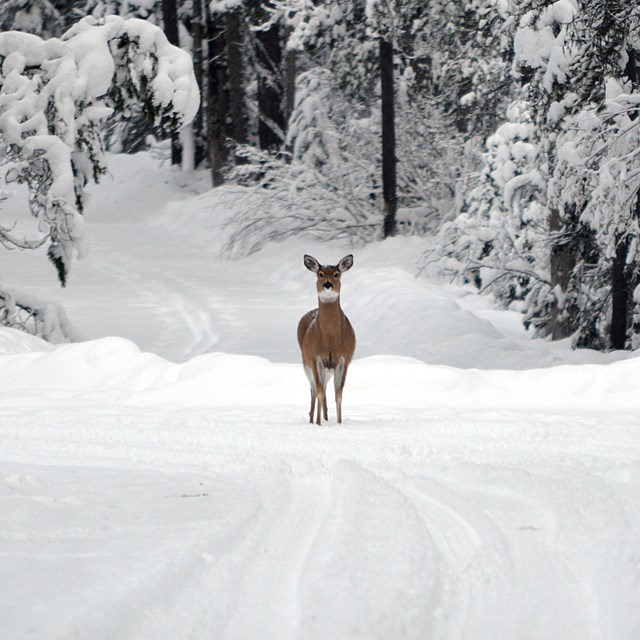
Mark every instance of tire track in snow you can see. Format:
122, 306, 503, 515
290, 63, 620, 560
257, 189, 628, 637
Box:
76, 227, 223, 362
2, 412, 640, 639
401, 479, 488, 640
0, 461, 262, 640
296, 462, 440, 640
401, 465, 628, 640
220, 476, 332, 640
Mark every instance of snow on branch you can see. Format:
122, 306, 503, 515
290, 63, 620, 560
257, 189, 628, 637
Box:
223, 146, 380, 257
0, 285, 79, 343
0, 16, 200, 285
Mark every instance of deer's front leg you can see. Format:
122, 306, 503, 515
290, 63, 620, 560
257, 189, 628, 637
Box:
314, 358, 327, 426
304, 366, 316, 423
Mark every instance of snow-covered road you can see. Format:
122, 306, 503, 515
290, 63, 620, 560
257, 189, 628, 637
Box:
3, 397, 639, 639
2, 153, 640, 639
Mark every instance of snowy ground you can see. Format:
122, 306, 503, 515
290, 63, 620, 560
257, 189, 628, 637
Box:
1, 154, 640, 640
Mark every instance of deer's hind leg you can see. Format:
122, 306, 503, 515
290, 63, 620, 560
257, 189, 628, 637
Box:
334, 358, 348, 424
323, 369, 333, 421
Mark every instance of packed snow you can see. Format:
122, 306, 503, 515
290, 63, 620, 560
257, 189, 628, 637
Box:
1, 153, 640, 639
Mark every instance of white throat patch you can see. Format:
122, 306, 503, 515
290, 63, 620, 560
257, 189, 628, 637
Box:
318, 289, 339, 303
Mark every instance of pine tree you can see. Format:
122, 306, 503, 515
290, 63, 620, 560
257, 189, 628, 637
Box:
523, 0, 640, 348
434, 0, 640, 350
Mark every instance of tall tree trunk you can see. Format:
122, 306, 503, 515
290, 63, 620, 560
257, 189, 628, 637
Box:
380, 38, 397, 238
162, 0, 179, 52
548, 207, 577, 340
610, 234, 629, 349
224, 7, 248, 147
206, 5, 228, 186
609, 50, 640, 349
283, 49, 297, 157
191, 0, 205, 164
250, 1, 286, 151
162, 0, 182, 166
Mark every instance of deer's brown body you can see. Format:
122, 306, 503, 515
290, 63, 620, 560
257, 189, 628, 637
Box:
297, 254, 356, 425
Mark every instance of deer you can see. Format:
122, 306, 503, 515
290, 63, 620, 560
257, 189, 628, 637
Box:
297, 254, 356, 425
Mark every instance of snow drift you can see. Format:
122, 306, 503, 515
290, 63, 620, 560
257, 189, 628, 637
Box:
2, 328, 640, 416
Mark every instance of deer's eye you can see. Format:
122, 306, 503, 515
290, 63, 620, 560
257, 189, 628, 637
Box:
334, 272, 341, 278
318, 271, 325, 278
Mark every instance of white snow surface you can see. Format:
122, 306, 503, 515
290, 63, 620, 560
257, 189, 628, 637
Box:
1, 153, 640, 639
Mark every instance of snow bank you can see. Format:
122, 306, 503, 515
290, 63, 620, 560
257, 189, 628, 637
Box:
2, 327, 639, 415
0, 326, 53, 355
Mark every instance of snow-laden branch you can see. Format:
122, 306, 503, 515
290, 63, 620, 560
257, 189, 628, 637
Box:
0, 16, 200, 285
0, 286, 79, 343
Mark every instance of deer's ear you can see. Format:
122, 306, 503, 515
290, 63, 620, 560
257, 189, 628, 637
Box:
338, 254, 354, 272
304, 255, 320, 272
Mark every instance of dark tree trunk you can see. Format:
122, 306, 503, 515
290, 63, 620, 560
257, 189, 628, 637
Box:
609, 51, 640, 349
191, 0, 205, 161
205, 5, 228, 186
162, 0, 179, 48
610, 235, 629, 349
162, 0, 182, 166
380, 38, 397, 238
250, 1, 286, 151
224, 7, 248, 146
548, 207, 577, 340
282, 50, 297, 157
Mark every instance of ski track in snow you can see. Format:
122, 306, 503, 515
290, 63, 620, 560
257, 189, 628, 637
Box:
2, 154, 640, 639
89, 239, 224, 361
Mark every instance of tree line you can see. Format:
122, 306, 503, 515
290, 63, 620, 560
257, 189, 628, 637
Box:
429, 1, 640, 351
2, 1, 640, 352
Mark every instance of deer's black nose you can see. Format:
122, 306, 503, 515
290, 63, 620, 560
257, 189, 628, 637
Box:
323, 281, 333, 290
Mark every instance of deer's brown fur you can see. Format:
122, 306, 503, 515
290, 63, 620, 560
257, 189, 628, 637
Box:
297, 254, 356, 425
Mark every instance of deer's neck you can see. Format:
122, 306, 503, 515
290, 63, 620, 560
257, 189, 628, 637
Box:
317, 297, 344, 324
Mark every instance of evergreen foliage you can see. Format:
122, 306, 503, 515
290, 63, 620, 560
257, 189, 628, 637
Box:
430, 0, 640, 350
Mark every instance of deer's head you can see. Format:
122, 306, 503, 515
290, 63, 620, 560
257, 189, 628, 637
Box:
304, 254, 353, 303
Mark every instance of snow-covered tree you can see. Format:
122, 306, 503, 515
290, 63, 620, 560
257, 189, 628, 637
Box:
0, 15, 199, 286
222, 0, 504, 250
224, 67, 380, 256
417, 0, 514, 136
268, 1, 403, 236
83, 0, 159, 22
424, 96, 550, 330
0, 285, 78, 342
285, 67, 339, 168
0, 0, 62, 36
510, 0, 640, 348
429, 0, 640, 351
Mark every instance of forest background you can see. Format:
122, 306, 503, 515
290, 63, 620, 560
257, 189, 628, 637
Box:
2, 0, 640, 353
